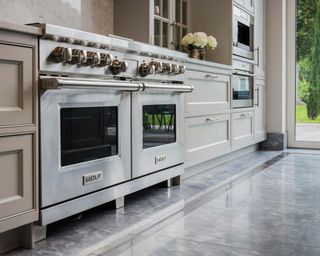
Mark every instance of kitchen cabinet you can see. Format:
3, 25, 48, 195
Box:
0, 28, 39, 237
254, 0, 266, 77
186, 69, 231, 117
234, 0, 254, 14
254, 78, 266, 142
114, 0, 190, 50
231, 111, 254, 150
185, 114, 231, 167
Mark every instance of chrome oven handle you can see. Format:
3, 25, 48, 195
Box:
40, 77, 141, 91
142, 83, 194, 93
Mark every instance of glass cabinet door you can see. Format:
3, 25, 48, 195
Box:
152, 0, 189, 50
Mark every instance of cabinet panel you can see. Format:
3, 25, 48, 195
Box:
232, 111, 254, 150
254, 0, 265, 77
0, 134, 34, 220
0, 43, 34, 127
186, 70, 231, 117
186, 114, 231, 167
254, 79, 266, 142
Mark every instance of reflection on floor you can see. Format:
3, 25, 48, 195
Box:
6, 150, 291, 256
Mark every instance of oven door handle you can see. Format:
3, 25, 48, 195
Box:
142, 83, 194, 93
40, 77, 141, 91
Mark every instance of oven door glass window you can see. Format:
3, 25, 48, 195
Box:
237, 21, 250, 50
233, 77, 253, 100
143, 105, 176, 149
61, 107, 118, 167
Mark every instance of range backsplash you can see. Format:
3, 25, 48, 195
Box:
0, 0, 113, 35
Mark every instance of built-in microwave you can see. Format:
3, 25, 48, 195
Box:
233, 5, 254, 60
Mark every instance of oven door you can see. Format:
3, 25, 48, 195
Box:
40, 77, 139, 207
232, 74, 253, 108
132, 83, 192, 178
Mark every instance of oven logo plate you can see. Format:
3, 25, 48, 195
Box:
83, 171, 103, 186
155, 154, 167, 165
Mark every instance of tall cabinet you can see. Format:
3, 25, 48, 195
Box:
254, 0, 266, 142
114, 0, 190, 50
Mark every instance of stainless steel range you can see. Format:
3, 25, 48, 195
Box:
36, 24, 192, 225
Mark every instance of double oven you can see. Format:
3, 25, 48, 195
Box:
232, 4, 254, 109
38, 24, 191, 222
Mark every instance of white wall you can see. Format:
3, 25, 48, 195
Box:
266, 0, 287, 134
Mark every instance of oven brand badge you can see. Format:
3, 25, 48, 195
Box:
155, 154, 167, 164
83, 171, 103, 186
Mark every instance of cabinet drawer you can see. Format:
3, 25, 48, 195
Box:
0, 43, 34, 128
186, 114, 231, 167
186, 71, 231, 117
232, 111, 254, 150
0, 134, 34, 221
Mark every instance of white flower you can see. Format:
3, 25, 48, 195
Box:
207, 36, 218, 50
193, 32, 208, 48
180, 33, 194, 47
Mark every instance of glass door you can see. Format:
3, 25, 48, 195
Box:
288, 0, 320, 148
153, 0, 171, 48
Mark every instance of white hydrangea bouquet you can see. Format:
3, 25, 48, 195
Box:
180, 32, 217, 60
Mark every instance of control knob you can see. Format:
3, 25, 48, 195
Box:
99, 53, 113, 67
110, 59, 128, 75
71, 49, 87, 64
139, 62, 155, 77
179, 65, 186, 74
172, 64, 180, 74
50, 47, 72, 63
150, 61, 163, 73
87, 51, 101, 66
165, 63, 173, 73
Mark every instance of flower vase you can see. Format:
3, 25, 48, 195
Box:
188, 48, 206, 60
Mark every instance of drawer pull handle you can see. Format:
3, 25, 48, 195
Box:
205, 74, 218, 79
205, 117, 220, 123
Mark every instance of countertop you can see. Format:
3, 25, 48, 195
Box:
186, 57, 233, 70
0, 21, 42, 36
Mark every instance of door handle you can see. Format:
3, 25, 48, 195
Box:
255, 87, 260, 107
205, 117, 220, 123
255, 47, 260, 67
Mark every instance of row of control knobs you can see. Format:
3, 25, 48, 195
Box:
139, 61, 186, 77
50, 47, 185, 76
50, 47, 127, 75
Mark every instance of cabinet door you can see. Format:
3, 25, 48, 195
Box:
185, 114, 231, 167
232, 111, 254, 150
0, 43, 34, 127
0, 134, 34, 221
254, 79, 266, 142
186, 70, 231, 117
234, 0, 254, 13
254, 0, 265, 76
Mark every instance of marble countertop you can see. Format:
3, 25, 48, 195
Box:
0, 21, 42, 35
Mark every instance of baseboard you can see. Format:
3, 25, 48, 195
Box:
183, 144, 258, 180
260, 132, 288, 150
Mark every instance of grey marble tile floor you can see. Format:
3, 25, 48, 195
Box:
91, 152, 320, 256
8, 150, 313, 256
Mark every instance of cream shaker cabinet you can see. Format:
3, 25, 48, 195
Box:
185, 70, 231, 117
254, 0, 266, 77
254, 78, 266, 142
0, 29, 39, 235
231, 111, 255, 150
114, 0, 190, 50
185, 114, 231, 167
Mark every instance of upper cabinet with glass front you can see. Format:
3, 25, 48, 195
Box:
114, 0, 190, 51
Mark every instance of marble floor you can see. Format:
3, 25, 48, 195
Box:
7, 150, 311, 256
90, 152, 320, 256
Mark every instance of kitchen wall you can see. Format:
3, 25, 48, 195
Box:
266, 0, 287, 134
0, 0, 114, 35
